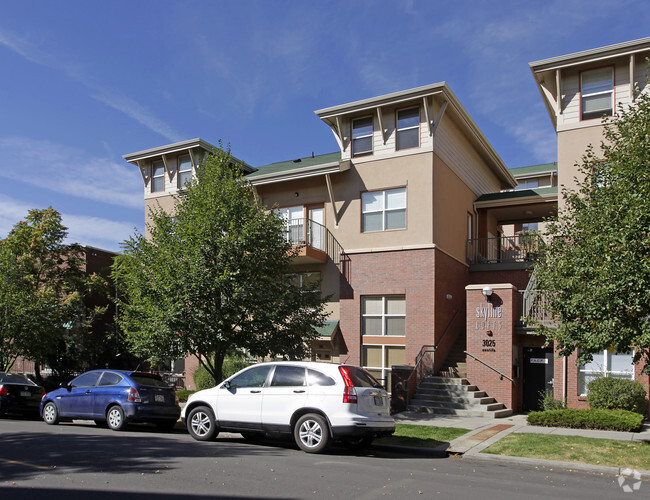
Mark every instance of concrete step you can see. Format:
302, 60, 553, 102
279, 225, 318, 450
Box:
420, 376, 470, 386
415, 388, 488, 398
408, 398, 497, 409
410, 394, 495, 405
405, 405, 513, 418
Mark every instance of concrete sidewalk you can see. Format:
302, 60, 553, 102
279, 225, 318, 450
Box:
392, 410, 650, 479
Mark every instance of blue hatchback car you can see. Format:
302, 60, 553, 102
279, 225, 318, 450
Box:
40, 369, 181, 431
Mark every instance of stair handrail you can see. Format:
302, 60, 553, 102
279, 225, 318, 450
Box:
464, 350, 515, 384
404, 344, 435, 404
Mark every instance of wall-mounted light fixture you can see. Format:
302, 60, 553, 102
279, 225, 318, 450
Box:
445, 294, 453, 300
482, 286, 493, 303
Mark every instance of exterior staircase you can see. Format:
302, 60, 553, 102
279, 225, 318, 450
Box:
407, 332, 513, 418
407, 376, 512, 418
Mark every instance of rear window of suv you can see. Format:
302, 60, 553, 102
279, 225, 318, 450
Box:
342, 366, 383, 388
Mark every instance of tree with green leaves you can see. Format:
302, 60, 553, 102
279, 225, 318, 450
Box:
530, 86, 650, 371
113, 147, 327, 383
0, 208, 109, 379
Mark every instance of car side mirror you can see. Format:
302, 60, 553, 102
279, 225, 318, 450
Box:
222, 380, 231, 389
60, 382, 72, 391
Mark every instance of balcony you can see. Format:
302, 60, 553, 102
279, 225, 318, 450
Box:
466, 233, 544, 269
283, 218, 343, 265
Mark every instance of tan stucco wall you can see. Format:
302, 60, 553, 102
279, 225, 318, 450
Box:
144, 195, 178, 238
557, 124, 605, 209
432, 153, 478, 262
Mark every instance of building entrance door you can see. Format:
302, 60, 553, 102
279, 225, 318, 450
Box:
523, 347, 554, 411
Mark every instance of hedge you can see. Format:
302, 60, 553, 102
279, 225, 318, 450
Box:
527, 408, 644, 432
587, 377, 647, 415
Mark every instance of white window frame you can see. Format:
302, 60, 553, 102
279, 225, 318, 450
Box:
177, 154, 192, 188
581, 67, 614, 121
578, 349, 634, 396
151, 160, 165, 193
352, 116, 373, 158
396, 106, 420, 151
362, 344, 405, 391
362, 295, 406, 337
361, 187, 406, 232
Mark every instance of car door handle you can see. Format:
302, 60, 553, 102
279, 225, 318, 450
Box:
85, 390, 93, 394
250, 390, 262, 393
293, 390, 305, 393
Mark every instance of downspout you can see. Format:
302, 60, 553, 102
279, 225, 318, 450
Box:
562, 355, 567, 403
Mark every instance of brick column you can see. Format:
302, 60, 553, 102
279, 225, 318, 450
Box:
465, 284, 517, 409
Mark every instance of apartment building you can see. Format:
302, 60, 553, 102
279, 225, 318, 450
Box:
123, 37, 649, 414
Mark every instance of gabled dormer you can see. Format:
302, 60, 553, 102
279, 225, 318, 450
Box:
530, 37, 650, 133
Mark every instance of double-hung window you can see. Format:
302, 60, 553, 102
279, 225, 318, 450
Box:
396, 107, 420, 150
578, 349, 634, 395
352, 116, 373, 157
581, 67, 613, 121
362, 296, 406, 336
177, 154, 192, 188
362, 345, 405, 390
362, 187, 406, 232
151, 160, 165, 193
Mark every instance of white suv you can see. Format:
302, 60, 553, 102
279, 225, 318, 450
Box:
181, 361, 395, 453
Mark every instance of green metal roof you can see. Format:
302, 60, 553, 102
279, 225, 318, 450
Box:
246, 152, 341, 178
509, 162, 557, 178
315, 320, 339, 339
475, 186, 558, 203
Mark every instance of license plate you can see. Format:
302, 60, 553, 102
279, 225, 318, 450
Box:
20, 391, 31, 397
374, 395, 384, 406
154, 394, 165, 403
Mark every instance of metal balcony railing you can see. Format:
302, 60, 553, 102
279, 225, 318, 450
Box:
521, 273, 556, 327
282, 218, 343, 265
466, 233, 544, 264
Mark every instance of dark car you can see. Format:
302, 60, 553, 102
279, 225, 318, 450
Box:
0, 372, 46, 418
40, 369, 181, 431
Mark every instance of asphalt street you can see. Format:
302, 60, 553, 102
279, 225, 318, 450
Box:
0, 418, 645, 499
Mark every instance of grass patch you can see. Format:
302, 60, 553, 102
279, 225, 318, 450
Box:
482, 433, 650, 470
375, 424, 469, 448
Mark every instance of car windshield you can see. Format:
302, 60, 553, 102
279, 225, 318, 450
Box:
129, 373, 171, 388
0, 373, 37, 385
342, 366, 383, 388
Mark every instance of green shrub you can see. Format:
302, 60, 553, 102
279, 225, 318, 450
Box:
527, 408, 644, 432
587, 377, 647, 415
192, 354, 252, 391
176, 389, 195, 402
538, 389, 567, 411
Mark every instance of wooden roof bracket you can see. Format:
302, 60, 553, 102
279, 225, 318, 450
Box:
422, 96, 432, 135
376, 106, 387, 144
555, 69, 562, 116
161, 153, 174, 181
325, 173, 340, 228
137, 160, 149, 185
431, 99, 448, 137
330, 116, 344, 152
630, 54, 636, 101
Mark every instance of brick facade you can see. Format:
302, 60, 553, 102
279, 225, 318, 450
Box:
339, 247, 467, 369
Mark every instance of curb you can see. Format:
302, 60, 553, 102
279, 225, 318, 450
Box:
462, 451, 650, 480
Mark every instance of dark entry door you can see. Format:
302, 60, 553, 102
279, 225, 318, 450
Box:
523, 347, 554, 411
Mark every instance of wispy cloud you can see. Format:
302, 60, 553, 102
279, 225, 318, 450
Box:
0, 136, 143, 209
0, 27, 181, 142
0, 195, 135, 252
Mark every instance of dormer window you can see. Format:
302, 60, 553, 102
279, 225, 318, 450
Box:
177, 154, 192, 188
352, 116, 373, 157
581, 67, 613, 121
151, 160, 165, 192
396, 107, 420, 151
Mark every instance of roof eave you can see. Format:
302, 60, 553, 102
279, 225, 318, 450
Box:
248, 161, 344, 186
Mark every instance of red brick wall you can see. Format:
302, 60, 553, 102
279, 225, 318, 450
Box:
466, 285, 517, 409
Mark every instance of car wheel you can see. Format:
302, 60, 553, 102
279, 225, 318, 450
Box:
343, 436, 374, 450
106, 405, 127, 431
294, 413, 330, 453
156, 419, 178, 432
187, 406, 219, 441
42, 402, 59, 425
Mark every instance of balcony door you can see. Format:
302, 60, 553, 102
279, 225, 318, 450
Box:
309, 207, 324, 250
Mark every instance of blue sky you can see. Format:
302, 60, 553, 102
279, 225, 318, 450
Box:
0, 1, 647, 252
